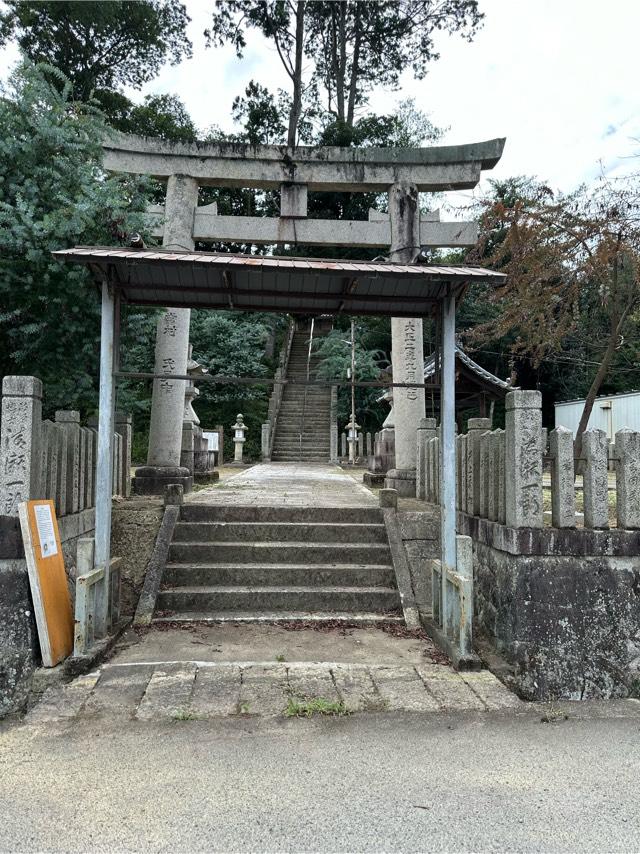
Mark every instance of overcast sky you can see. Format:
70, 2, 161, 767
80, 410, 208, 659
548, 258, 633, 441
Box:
3, 0, 639, 202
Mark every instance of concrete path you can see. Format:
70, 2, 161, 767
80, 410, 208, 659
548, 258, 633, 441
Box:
26, 625, 520, 723
27, 661, 520, 723
3, 704, 640, 852
189, 462, 377, 507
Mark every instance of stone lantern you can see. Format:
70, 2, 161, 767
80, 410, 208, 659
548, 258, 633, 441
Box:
345, 414, 361, 464
232, 414, 247, 465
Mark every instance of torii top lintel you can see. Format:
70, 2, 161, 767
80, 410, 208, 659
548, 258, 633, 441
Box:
103, 132, 506, 192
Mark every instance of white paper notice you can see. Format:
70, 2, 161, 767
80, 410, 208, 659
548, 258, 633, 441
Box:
34, 504, 58, 558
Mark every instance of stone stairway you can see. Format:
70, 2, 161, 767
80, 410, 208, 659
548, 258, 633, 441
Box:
155, 504, 403, 623
271, 323, 331, 462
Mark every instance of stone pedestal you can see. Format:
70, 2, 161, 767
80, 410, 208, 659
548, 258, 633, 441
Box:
384, 182, 425, 498
133, 174, 198, 496
364, 426, 395, 487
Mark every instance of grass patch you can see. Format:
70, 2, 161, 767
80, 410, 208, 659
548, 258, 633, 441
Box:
171, 708, 203, 721
275, 654, 286, 662
284, 696, 349, 718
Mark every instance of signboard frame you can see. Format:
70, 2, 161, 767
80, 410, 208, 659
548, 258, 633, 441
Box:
18, 499, 73, 667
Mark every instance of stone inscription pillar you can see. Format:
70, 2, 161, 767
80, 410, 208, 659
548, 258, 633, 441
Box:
504, 390, 543, 529
133, 174, 198, 495
0, 376, 42, 715
385, 182, 425, 497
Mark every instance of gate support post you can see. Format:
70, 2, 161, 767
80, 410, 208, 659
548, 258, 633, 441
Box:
94, 280, 116, 635
440, 291, 457, 636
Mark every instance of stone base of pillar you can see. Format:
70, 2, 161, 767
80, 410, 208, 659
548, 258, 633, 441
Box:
363, 471, 386, 488
384, 468, 416, 497
194, 470, 219, 485
132, 465, 193, 496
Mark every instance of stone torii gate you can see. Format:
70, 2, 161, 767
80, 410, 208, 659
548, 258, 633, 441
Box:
102, 133, 505, 497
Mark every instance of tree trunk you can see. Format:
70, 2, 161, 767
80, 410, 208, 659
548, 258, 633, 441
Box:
574, 302, 632, 455
346, 7, 361, 128
286, 1, 306, 147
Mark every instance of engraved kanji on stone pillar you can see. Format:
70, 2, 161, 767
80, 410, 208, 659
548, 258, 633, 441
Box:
549, 426, 575, 528
0, 376, 43, 515
385, 182, 425, 497
505, 390, 543, 529
616, 428, 640, 530
582, 428, 609, 530
133, 173, 199, 495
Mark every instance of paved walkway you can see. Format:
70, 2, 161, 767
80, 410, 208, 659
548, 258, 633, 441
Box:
189, 462, 377, 507
27, 660, 520, 724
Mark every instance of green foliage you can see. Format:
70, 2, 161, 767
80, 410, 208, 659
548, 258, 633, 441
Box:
113, 93, 199, 143
231, 81, 286, 146
284, 696, 349, 718
0, 63, 150, 416
188, 311, 279, 462
312, 325, 389, 432
0, 1, 192, 105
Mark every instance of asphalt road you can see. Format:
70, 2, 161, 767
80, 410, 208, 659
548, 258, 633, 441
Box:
1, 703, 640, 852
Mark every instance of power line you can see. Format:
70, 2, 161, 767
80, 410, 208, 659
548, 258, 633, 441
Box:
471, 348, 640, 374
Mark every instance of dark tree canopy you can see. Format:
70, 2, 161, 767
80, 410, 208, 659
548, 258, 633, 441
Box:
114, 93, 199, 142
0, 1, 192, 101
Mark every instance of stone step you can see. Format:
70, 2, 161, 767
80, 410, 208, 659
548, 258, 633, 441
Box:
271, 444, 330, 451
156, 585, 401, 614
270, 453, 331, 460
152, 611, 403, 625
168, 541, 391, 565
274, 418, 329, 424
270, 454, 331, 462
273, 422, 329, 430
272, 430, 330, 438
163, 562, 395, 587
172, 521, 388, 544
272, 424, 330, 431
180, 506, 383, 523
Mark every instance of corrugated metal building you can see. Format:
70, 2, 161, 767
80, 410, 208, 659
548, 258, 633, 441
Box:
555, 390, 640, 439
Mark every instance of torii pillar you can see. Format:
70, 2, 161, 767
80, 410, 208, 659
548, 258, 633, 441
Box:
384, 182, 425, 497
133, 174, 198, 495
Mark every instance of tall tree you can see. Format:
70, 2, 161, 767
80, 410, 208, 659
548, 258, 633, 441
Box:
0, 63, 150, 415
306, 0, 482, 134
469, 176, 640, 443
206, 0, 306, 146
207, 0, 482, 145
0, 1, 192, 117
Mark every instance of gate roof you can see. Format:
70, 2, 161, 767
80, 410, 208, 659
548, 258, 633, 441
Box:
53, 246, 505, 318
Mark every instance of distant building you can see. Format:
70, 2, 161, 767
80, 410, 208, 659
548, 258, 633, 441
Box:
555, 390, 640, 440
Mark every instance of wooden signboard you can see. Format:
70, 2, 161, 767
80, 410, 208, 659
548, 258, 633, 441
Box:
18, 500, 73, 666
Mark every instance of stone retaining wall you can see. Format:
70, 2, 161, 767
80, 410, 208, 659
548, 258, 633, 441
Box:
458, 512, 640, 700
